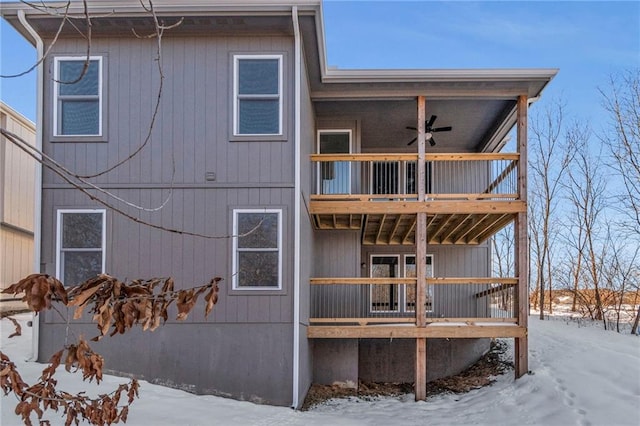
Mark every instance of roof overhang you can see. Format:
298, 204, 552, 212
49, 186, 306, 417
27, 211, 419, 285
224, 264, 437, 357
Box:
2, 0, 557, 152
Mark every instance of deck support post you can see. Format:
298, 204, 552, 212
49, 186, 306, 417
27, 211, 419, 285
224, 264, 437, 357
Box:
515, 94, 529, 378
415, 95, 428, 400
415, 338, 427, 400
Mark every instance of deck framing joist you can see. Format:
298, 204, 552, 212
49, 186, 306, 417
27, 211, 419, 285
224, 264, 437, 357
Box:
307, 325, 527, 339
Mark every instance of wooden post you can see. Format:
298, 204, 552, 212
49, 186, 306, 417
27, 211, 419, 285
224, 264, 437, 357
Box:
415, 96, 428, 400
515, 94, 529, 378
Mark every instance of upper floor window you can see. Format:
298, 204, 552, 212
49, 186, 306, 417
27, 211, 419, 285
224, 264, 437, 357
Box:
53, 57, 103, 137
56, 209, 106, 286
233, 55, 282, 136
232, 209, 282, 290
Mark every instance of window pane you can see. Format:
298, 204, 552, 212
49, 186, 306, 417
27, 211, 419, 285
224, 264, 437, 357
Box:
319, 132, 350, 154
63, 251, 102, 286
238, 99, 279, 134
238, 213, 277, 248
61, 100, 99, 135
238, 59, 278, 95
59, 60, 99, 96
237, 251, 279, 287
62, 213, 103, 248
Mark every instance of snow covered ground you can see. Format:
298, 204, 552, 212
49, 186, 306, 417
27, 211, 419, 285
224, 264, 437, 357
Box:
2, 314, 639, 426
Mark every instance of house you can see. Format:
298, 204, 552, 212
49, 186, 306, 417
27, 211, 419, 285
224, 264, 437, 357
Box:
1, 0, 556, 407
0, 102, 36, 311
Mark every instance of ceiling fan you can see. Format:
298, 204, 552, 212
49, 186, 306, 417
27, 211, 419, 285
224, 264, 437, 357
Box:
406, 115, 452, 146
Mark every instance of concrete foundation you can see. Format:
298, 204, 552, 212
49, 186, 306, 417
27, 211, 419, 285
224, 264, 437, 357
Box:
312, 338, 490, 385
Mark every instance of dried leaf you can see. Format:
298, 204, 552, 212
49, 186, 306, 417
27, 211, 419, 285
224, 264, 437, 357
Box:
68, 284, 102, 309
204, 279, 221, 319
5, 317, 22, 338
176, 289, 196, 321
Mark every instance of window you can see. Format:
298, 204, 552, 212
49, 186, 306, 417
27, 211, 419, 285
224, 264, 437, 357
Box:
370, 255, 400, 312
54, 57, 103, 137
232, 209, 282, 290
317, 130, 352, 194
56, 209, 106, 286
233, 55, 282, 136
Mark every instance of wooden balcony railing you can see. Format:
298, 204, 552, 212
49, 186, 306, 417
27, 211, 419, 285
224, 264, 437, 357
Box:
309, 277, 519, 326
311, 153, 520, 201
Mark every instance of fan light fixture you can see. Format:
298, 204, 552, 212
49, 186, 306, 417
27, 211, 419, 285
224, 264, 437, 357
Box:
406, 115, 452, 146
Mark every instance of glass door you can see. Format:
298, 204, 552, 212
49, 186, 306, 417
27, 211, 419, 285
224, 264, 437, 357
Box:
370, 255, 400, 312
317, 130, 352, 194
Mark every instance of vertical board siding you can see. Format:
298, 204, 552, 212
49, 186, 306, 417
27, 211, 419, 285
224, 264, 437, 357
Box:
1, 107, 36, 231
42, 187, 294, 325
1, 104, 36, 293
43, 35, 294, 186
40, 33, 296, 330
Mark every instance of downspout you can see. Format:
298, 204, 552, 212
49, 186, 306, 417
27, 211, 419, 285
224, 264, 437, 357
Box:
18, 9, 44, 363
291, 5, 302, 409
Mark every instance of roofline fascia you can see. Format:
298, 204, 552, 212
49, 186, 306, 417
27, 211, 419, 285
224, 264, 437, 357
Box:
0, 101, 36, 132
321, 68, 559, 84
0, 0, 321, 18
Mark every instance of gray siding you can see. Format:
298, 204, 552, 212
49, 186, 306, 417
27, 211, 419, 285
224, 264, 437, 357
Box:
39, 33, 297, 406
42, 36, 294, 186
296, 44, 316, 407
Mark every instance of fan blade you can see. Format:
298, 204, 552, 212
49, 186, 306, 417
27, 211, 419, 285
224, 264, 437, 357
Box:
406, 126, 417, 130
427, 115, 437, 128
407, 137, 417, 146
429, 136, 437, 147
432, 126, 452, 132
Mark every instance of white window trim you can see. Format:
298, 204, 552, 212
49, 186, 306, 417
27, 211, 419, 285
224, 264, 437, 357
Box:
53, 56, 103, 137
55, 209, 106, 285
232, 209, 283, 290
316, 129, 352, 195
232, 54, 283, 136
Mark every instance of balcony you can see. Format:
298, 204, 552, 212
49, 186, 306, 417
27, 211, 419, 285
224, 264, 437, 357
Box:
307, 277, 525, 339
309, 153, 523, 245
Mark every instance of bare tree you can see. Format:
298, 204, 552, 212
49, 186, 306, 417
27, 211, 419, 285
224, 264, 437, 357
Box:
565, 127, 608, 325
528, 100, 574, 319
600, 69, 640, 333
600, 69, 640, 234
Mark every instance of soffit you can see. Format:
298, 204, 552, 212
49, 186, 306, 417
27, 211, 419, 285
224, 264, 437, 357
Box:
315, 98, 516, 152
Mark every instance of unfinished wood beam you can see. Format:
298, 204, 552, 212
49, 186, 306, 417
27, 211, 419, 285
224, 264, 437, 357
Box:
472, 214, 515, 244
415, 338, 427, 401
375, 214, 387, 244
388, 214, 403, 244
308, 200, 526, 215
429, 214, 453, 243
440, 214, 471, 243
307, 325, 527, 339
465, 214, 508, 243
402, 216, 417, 244
415, 95, 428, 401
515, 94, 529, 378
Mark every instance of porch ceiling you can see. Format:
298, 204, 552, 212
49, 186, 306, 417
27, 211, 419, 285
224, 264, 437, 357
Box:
312, 212, 514, 245
314, 98, 515, 152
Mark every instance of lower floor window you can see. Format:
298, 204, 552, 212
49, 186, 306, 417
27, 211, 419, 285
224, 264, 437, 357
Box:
56, 209, 106, 286
232, 209, 282, 290
370, 254, 433, 313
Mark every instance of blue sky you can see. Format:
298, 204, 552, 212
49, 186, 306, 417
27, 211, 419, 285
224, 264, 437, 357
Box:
1, 1, 639, 127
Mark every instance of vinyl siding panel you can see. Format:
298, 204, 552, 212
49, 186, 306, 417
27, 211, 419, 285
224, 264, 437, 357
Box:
296, 46, 316, 406
1, 106, 36, 231
0, 104, 36, 295
38, 32, 296, 405
42, 35, 294, 186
